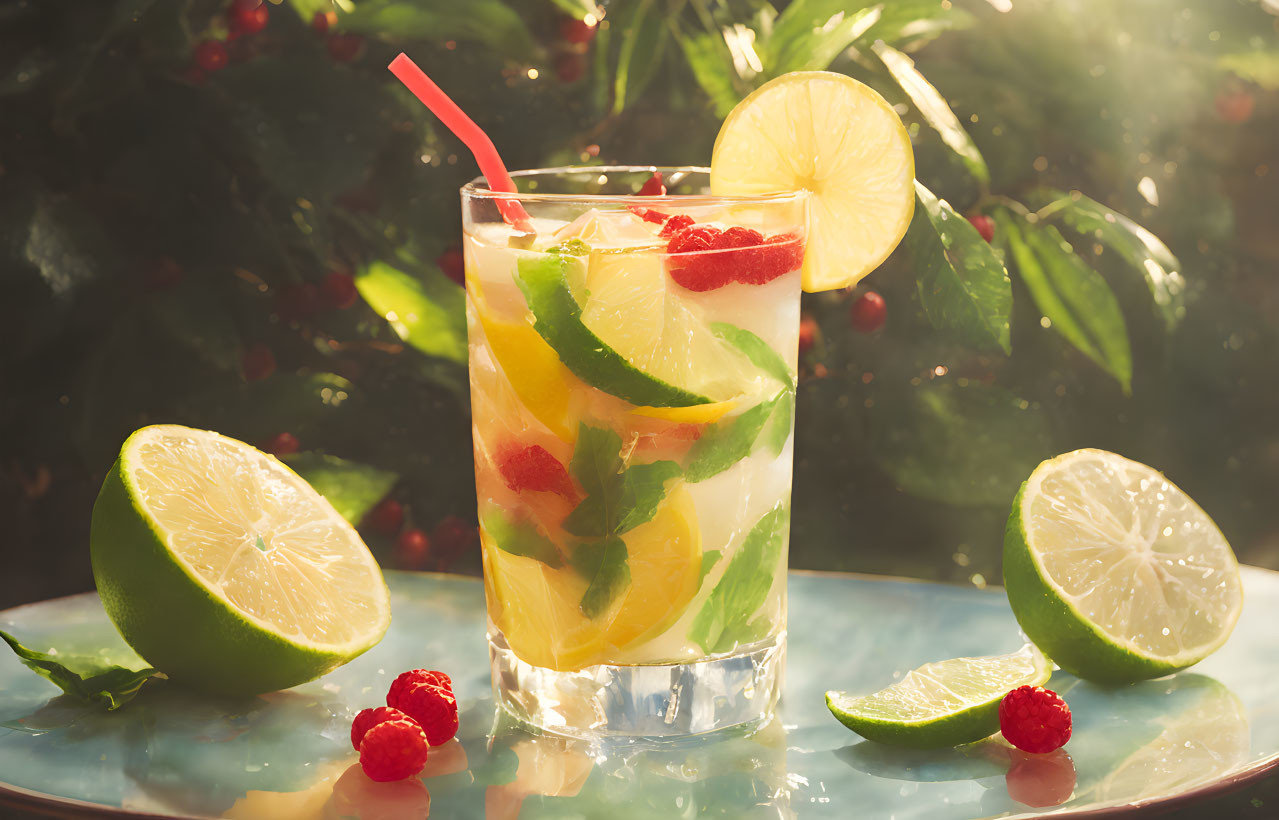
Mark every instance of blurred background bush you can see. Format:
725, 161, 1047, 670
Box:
2, 0, 1277, 613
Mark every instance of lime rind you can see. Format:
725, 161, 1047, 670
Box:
1004, 449, 1243, 684
825, 644, 1051, 748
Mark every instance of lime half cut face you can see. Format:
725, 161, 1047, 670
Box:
826, 643, 1051, 748
1004, 448, 1242, 684
91, 425, 391, 695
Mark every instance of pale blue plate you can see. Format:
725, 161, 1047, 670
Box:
2, 568, 1276, 818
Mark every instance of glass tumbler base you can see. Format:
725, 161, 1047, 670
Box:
488, 632, 785, 739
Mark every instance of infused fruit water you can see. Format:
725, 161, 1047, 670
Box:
464, 168, 806, 734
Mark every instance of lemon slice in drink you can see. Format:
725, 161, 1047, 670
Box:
711, 71, 915, 292
580, 250, 768, 404
90, 425, 391, 695
1004, 449, 1242, 684
826, 644, 1051, 748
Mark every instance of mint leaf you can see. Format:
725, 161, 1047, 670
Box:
698, 550, 723, 585
571, 537, 630, 618
761, 393, 793, 457
481, 509, 563, 568
688, 504, 789, 654
563, 423, 680, 537
282, 452, 397, 526
711, 323, 795, 390
0, 630, 156, 710
686, 393, 784, 483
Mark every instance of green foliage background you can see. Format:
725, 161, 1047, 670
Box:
2, 0, 1277, 607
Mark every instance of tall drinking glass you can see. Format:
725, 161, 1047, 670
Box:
462, 167, 806, 738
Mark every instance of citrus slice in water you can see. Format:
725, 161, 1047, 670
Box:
90, 425, 391, 695
711, 71, 915, 292
826, 644, 1051, 748
1004, 448, 1242, 684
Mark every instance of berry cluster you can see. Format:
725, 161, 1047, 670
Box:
665, 223, 805, 292
352, 668, 459, 782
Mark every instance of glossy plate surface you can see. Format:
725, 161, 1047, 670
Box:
1, 568, 1277, 819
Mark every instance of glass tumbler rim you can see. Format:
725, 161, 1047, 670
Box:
460, 165, 808, 207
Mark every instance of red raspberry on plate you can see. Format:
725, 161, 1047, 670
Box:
359, 715, 430, 782
659, 214, 695, 238
351, 706, 412, 751
388, 669, 453, 707
497, 445, 576, 498
392, 682, 459, 747
1000, 685, 1072, 754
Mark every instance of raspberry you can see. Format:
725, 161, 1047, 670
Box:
242, 342, 276, 382
322, 271, 359, 310
364, 498, 404, 536
351, 706, 411, 751
312, 11, 335, 35
748, 233, 805, 285
1005, 749, 1076, 807
709, 227, 764, 284
636, 172, 666, 197
967, 213, 995, 243
388, 669, 453, 707
359, 716, 429, 782
999, 685, 1072, 754
392, 682, 459, 747
261, 432, 300, 456
435, 246, 465, 286
228, 0, 269, 36
498, 445, 576, 498
667, 225, 731, 292
659, 214, 695, 238
193, 40, 228, 72
849, 291, 886, 333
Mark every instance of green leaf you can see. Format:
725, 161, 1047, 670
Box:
711, 322, 795, 389
147, 283, 241, 373
870, 382, 1054, 507
1219, 51, 1279, 90
761, 394, 793, 457
673, 28, 742, 117
685, 393, 783, 483
873, 41, 989, 186
546, 0, 600, 17
563, 424, 681, 537
1040, 190, 1185, 332
1002, 216, 1133, 394
357, 259, 467, 364
688, 503, 788, 654
571, 537, 630, 619
481, 509, 563, 568
910, 182, 1012, 355
765, 1, 882, 75
699, 550, 723, 584
0, 630, 155, 710
611, 0, 671, 114
337, 0, 539, 61
281, 452, 398, 526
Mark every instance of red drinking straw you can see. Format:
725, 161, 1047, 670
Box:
388, 53, 534, 233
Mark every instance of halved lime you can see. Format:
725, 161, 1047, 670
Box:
90, 425, 391, 695
826, 644, 1051, 748
1004, 449, 1242, 684
711, 71, 915, 292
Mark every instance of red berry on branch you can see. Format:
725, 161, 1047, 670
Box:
193, 40, 229, 72
322, 271, 359, 310
431, 515, 477, 569
261, 432, 300, 456
365, 498, 404, 536
967, 213, 995, 243
798, 314, 818, 354
275, 283, 320, 322
396, 529, 431, 570
436, 246, 466, 286
327, 33, 364, 63
559, 17, 598, 45
242, 343, 276, 382
142, 256, 183, 291
180, 66, 208, 86
312, 11, 336, 35
554, 52, 585, 84
849, 291, 886, 334
228, 0, 269, 37
999, 685, 1073, 754
1215, 88, 1255, 124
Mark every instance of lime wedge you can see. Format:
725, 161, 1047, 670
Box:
1004, 449, 1242, 684
515, 253, 713, 408
90, 425, 391, 695
826, 644, 1051, 748
711, 71, 915, 292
